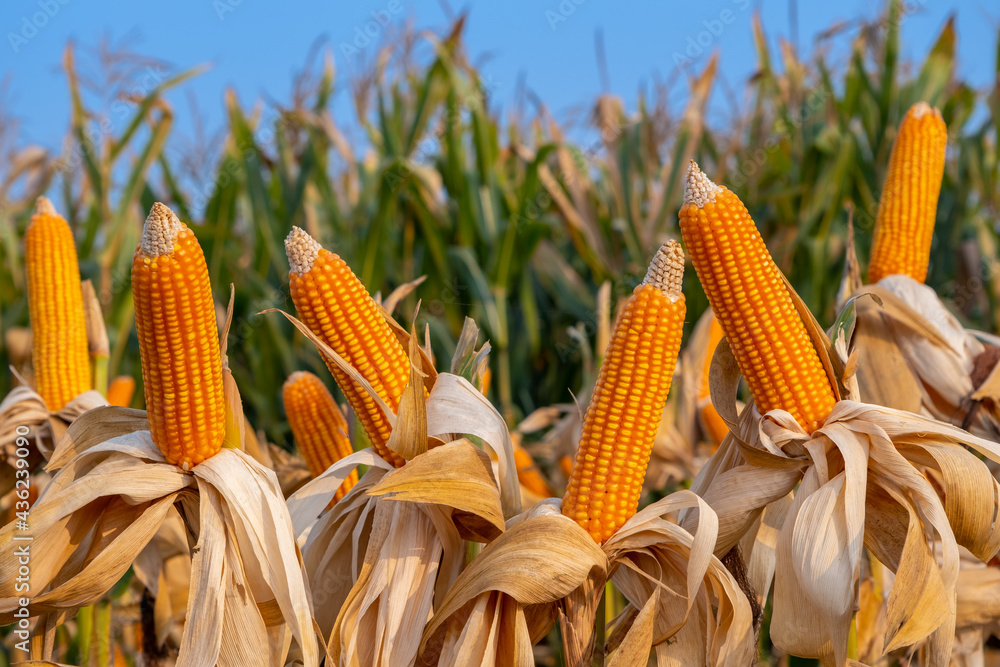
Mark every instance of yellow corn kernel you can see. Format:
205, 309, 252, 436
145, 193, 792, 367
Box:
868, 102, 948, 284
283, 371, 358, 501
132, 203, 225, 469
25, 197, 91, 410
698, 313, 730, 445
106, 375, 136, 407
285, 226, 409, 468
680, 162, 836, 433
562, 241, 687, 543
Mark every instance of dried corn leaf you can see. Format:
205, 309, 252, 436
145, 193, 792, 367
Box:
368, 439, 506, 539
419, 504, 606, 665
329, 500, 447, 666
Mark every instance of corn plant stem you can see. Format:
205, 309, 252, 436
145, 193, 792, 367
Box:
107, 300, 135, 381
90, 597, 111, 667
92, 354, 109, 397
847, 615, 859, 661
593, 589, 606, 667
76, 604, 94, 663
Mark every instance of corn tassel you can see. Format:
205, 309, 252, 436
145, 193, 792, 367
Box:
285, 226, 409, 468
680, 162, 836, 433
562, 241, 686, 543
868, 102, 948, 284
283, 371, 358, 501
132, 203, 225, 468
106, 375, 136, 407
25, 197, 91, 410
698, 313, 730, 445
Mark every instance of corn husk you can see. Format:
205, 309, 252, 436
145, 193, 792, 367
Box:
0, 406, 320, 666
853, 274, 1000, 440
0, 382, 106, 465
418, 491, 755, 666
131, 505, 192, 649
273, 305, 519, 666
686, 280, 1000, 665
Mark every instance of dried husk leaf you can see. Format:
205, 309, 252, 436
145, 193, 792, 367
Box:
368, 439, 506, 540
853, 296, 925, 414
380, 275, 426, 315
0, 428, 189, 622
424, 373, 521, 521
384, 334, 429, 461
835, 214, 864, 311
329, 499, 448, 666
605, 588, 658, 667
605, 491, 756, 666
419, 503, 607, 665
188, 448, 319, 667
2, 404, 318, 666
854, 276, 998, 439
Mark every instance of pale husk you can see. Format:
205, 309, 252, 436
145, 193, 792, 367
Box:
0, 382, 107, 464
275, 305, 520, 666
0, 406, 320, 666
854, 274, 1000, 440
685, 285, 1000, 665
417, 493, 755, 666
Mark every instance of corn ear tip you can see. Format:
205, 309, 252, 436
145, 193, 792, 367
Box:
285, 225, 321, 275
684, 160, 722, 208
642, 240, 685, 300
283, 370, 313, 393
141, 202, 183, 257
908, 101, 939, 120
33, 196, 57, 218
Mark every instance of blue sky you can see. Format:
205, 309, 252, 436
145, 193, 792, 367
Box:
1, 0, 996, 154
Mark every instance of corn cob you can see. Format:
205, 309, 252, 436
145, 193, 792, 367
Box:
698, 313, 730, 445
285, 226, 410, 468
106, 375, 136, 407
283, 371, 359, 501
680, 162, 836, 433
562, 241, 686, 543
132, 203, 225, 469
512, 434, 553, 498
868, 102, 948, 284
25, 197, 91, 410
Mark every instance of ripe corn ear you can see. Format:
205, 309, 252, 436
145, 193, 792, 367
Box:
25, 197, 91, 410
698, 313, 730, 445
285, 226, 409, 468
283, 371, 358, 501
680, 162, 836, 433
868, 102, 948, 284
132, 203, 225, 468
562, 241, 686, 543
512, 435, 553, 498
106, 375, 136, 407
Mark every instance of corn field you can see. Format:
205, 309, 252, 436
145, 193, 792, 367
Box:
2, 0, 1000, 664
